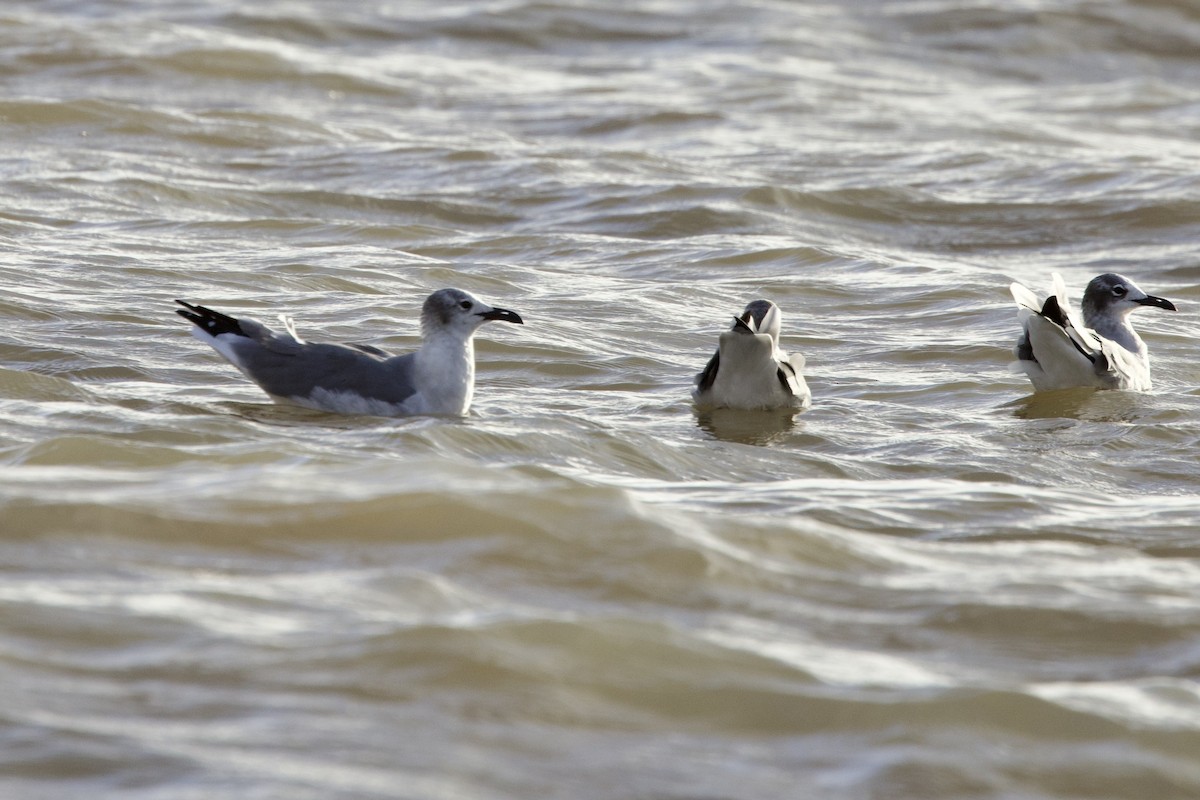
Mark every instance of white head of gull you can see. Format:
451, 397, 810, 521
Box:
176, 288, 523, 416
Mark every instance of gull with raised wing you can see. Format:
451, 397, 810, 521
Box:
1009, 272, 1175, 392
693, 299, 811, 410
176, 288, 523, 416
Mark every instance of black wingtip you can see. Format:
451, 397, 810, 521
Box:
1015, 332, 1035, 363
1035, 296, 1097, 364
776, 361, 798, 395
1039, 295, 1070, 328
174, 300, 246, 337
695, 351, 720, 392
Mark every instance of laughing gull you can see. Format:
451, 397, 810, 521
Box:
1010, 272, 1176, 392
175, 288, 523, 416
693, 299, 811, 410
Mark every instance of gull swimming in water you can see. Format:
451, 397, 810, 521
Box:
1009, 272, 1176, 392
175, 288, 523, 416
693, 299, 811, 410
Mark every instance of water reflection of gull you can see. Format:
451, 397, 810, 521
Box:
695, 407, 801, 446
1005, 387, 1144, 423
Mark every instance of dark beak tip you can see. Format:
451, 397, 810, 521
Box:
1135, 295, 1177, 312
482, 308, 523, 324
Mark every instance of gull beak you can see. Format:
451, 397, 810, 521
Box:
1136, 294, 1177, 312
479, 307, 524, 324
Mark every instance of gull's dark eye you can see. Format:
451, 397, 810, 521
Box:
1112, 285, 1128, 298
459, 300, 473, 310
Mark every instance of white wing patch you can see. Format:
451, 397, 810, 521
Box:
279, 314, 305, 344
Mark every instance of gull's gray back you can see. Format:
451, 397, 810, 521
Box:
229, 319, 418, 404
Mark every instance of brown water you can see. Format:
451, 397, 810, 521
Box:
2, 2, 1199, 798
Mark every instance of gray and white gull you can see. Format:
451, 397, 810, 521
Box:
1010, 272, 1175, 392
176, 288, 523, 416
693, 299, 811, 410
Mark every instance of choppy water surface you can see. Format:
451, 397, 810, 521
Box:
2, 1, 1199, 798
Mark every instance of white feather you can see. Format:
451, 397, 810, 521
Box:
278, 314, 305, 344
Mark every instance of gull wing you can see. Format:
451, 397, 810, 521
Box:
1009, 281, 1042, 312
178, 302, 418, 405
227, 338, 418, 405
694, 349, 720, 394
346, 343, 391, 357
775, 359, 801, 395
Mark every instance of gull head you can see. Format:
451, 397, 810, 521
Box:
1081, 273, 1176, 325
731, 299, 782, 344
421, 288, 524, 338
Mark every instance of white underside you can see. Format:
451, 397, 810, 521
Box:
280, 385, 469, 417
277, 388, 420, 417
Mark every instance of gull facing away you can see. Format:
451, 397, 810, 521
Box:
693, 299, 811, 410
175, 288, 523, 416
1009, 272, 1176, 392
